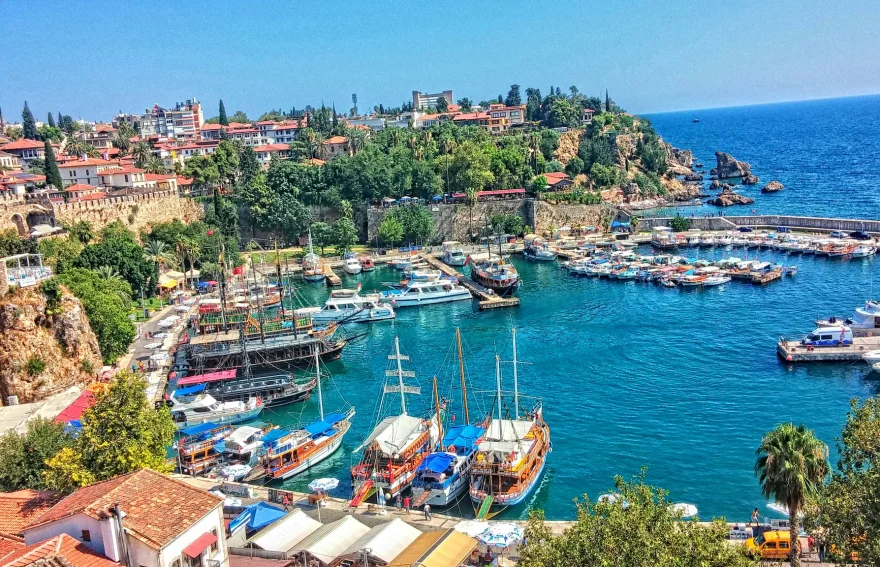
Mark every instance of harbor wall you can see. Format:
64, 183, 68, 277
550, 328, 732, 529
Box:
636, 215, 880, 233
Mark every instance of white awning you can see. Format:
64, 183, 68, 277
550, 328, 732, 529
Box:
484, 419, 533, 442
353, 414, 426, 456
290, 515, 370, 566
339, 518, 421, 564
248, 509, 321, 552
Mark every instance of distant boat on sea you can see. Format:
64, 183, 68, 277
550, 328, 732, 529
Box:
692, 118, 701, 123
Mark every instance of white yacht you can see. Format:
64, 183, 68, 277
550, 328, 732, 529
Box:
380, 278, 472, 307
343, 255, 363, 275
441, 242, 468, 267
702, 274, 732, 286
852, 245, 876, 258
411, 424, 484, 507
313, 288, 396, 323
167, 385, 263, 431
223, 425, 265, 462
817, 300, 880, 334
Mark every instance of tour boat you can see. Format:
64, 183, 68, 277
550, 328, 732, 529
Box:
223, 425, 266, 463
302, 229, 326, 282
470, 256, 521, 296
313, 287, 396, 323
343, 254, 363, 275
380, 278, 471, 307
828, 244, 857, 257
651, 227, 678, 249
350, 338, 441, 505
359, 256, 376, 271
441, 242, 468, 267
469, 329, 550, 512
852, 245, 876, 258
166, 386, 263, 431
175, 422, 234, 475
243, 349, 355, 482
817, 300, 880, 334
702, 274, 731, 287
523, 238, 558, 261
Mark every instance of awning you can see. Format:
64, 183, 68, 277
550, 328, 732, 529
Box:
261, 429, 293, 448
159, 279, 178, 289
417, 452, 455, 473
173, 383, 206, 397
442, 424, 484, 451
180, 421, 221, 437
54, 389, 97, 424
304, 413, 345, 438
176, 369, 237, 386
388, 529, 477, 567
182, 532, 217, 558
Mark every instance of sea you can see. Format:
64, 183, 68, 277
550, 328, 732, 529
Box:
257, 95, 880, 522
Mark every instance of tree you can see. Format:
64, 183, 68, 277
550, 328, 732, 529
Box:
43, 447, 95, 493
505, 84, 522, 106
143, 156, 166, 174
518, 471, 753, 567
606, 88, 612, 112
378, 216, 404, 246
131, 141, 152, 168
111, 130, 132, 155
47, 112, 56, 128
76, 234, 158, 297
351, 93, 358, 117
435, 96, 448, 113
229, 110, 249, 123
43, 140, 63, 189
143, 239, 176, 270
332, 217, 358, 252
310, 221, 333, 254
531, 175, 548, 194
0, 418, 74, 491
669, 214, 691, 232
755, 423, 828, 567
387, 204, 434, 244
64, 138, 99, 159
545, 98, 581, 128
218, 99, 228, 126
456, 98, 472, 112
565, 156, 585, 177
21, 101, 37, 139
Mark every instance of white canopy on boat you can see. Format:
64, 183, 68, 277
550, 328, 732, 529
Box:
226, 426, 263, 446
339, 518, 421, 564
248, 509, 322, 553
290, 515, 370, 566
353, 414, 426, 456
484, 419, 533, 442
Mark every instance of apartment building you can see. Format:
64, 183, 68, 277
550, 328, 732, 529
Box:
412, 89, 453, 111
58, 158, 118, 187
76, 124, 118, 149
114, 99, 204, 140
0, 139, 52, 164
486, 104, 526, 132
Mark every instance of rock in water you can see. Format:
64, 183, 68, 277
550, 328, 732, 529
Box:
708, 187, 755, 207
714, 151, 752, 179
742, 174, 760, 185
684, 173, 703, 182
762, 180, 785, 193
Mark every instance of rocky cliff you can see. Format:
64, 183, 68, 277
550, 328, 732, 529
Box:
712, 152, 752, 179
0, 285, 101, 404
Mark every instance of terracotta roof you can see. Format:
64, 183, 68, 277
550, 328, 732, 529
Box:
78, 192, 108, 202
65, 184, 99, 193
324, 136, 347, 145
176, 176, 194, 186
0, 491, 59, 538
144, 173, 175, 181
58, 158, 116, 169
543, 172, 570, 181
307, 158, 326, 166
0, 139, 44, 150
201, 122, 250, 131
24, 469, 222, 550
0, 536, 25, 560
254, 144, 289, 153
0, 534, 119, 567
453, 112, 489, 121
94, 125, 116, 133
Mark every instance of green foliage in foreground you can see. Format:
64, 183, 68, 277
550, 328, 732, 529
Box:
518, 472, 755, 567
0, 418, 74, 491
384, 204, 434, 244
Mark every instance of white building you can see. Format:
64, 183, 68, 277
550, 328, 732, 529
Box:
115, 99, 204, 140
412, 90, 453, 111
58, 158, 118, 187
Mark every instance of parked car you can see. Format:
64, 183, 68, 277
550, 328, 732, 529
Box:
737, 226, 754, 232
849, 230, 873, 240
830, 230, 847, 238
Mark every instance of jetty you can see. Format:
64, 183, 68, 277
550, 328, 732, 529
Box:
777, 335, 880, 362
423, 255, 520, 310
325, 270, 342, 286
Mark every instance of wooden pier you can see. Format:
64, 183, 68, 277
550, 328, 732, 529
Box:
751, 269, 783, 285
423, 255, 520, 310
325, 271, 342, 286
777, 336, 880, 362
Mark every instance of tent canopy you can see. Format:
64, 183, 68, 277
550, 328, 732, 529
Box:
417, 452, 456, 473
484, 419, 533, 442
172, 383, 206, 397
388, 529, 478, 567
291, 515, 370, 566
339, 518, 421, 564
353, 414, 426, 455
180, 421, 221, 437
442, 424, 484, 451
304, 413, 345, 438
230, 502, 287, 533
247, 509, 322, 553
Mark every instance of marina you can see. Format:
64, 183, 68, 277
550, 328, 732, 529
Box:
423, 255, 521, 310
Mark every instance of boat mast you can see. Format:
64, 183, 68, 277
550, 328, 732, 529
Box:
240, 320, 251, 381
274, 239, 286, 320
314, 343, 324, 421
249, 257, 266, 343
512, 328, 519, 419
433, 376, 443, 451
495, 353, 502, 421
218, 240, 229, 332
394, 336, 407, 415
456, 328, 469, 424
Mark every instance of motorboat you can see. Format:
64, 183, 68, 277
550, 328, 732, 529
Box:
852, 245, 876, 258
313, 288, 396, 323
650, 227, 678, 249
817, 301, 880, 334
166, 385, 263, 430
342, 255, 362, 275
223, 425, 266, 463
441, 242, 468, 267
174, 422, 234, 475
863, 350, 880, 364
702, 274, 731, 286
359, 256, 375, 271
523, 237, 558, 261
470, 257, 521, 296
680, 273, 707, 287
380, 277, 471, 307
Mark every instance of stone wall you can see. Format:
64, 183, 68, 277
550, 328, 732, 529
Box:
531, 200, 614, 234
635, 215, 880, 233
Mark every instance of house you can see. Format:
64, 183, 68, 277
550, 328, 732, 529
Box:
257, 120, 306, 144
0, 151, 21, 171
21, 468, 226, 567
175, 141, 218, 161
583, 108, 596, 124
64, 184, 104, 202
221, 126, 264, 147
57, 158, 118, 187
0, 172, 45, 195
0, 533, 121, 567
486, 104, 526, 133
95, 167, 148, 189
0, 139, 50, 164
253, 143, 290, 166
345, 117, 385, 131
76, 125, 117, 150
322, 136, 348, 159
144, 173, 179, 192
452, 112, 490, 128
543, 171, 574, 190
199, 122, 249, 141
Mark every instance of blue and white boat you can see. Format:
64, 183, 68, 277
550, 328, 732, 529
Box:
167, 385, 263, 431
411, 424, 485, 507
380, 277, 471, 307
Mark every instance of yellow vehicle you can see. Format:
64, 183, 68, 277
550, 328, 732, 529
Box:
745, 530, 794, 560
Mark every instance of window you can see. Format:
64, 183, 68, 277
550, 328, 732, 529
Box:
210, 529, 219, 554
511, 111, 520, 117
81, 529, 91, 542
779, 541, 790, 550
171, 560, 181, 567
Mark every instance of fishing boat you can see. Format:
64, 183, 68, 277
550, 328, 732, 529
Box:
342, 254, 362, 275
379, 278, 471, 307
350, 338, 441, 504
359, 256, 376, 271
469, 329, 550, 514
243, 349, 355, 482
166, 385, 263, 430
785, 266, 798, 276
522, 237, 558, 261
680, 273, 707, 287
470, 256, 521, 296
441, 242, 468, 267
174, 422, 234, 475
828, 244, 857, 258
650, 227, 678, 249
702, 274, 731, 287
852, 245, 876, 258
314, 287, 396, 323
817, 300, 880, 334
302, 229, 327, 282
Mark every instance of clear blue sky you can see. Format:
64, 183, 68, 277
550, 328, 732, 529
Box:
2, 0, 878, 121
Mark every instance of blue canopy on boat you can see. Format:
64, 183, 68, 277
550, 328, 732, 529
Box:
180, 422, 221, 436
442, 424, 485, 451
417, 452, 456, 473
229, 502, 285, 533
260, 429, 291, 448
610, 221, 630, 228
173, 383, 206, 397
305, 413, 345, 438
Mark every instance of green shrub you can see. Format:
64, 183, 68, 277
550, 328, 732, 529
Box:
26, 355, 46, 376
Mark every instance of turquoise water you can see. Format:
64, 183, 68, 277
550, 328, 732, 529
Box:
263, 250, 878, 521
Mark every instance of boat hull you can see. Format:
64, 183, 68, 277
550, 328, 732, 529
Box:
385, 291, 472, 307
174, 406, 263, 431
312, 308, 395, 323
275, 432, 346, 480
412, 472, 469, 507
470, 271, 520, 297
469, 455, 547, 508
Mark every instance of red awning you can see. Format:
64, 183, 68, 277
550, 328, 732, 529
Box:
182, 533, 217, 558
176, 370, 237, 386
54, 390, 97, 423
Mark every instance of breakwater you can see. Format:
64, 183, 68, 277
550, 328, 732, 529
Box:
636, 214, 880, 233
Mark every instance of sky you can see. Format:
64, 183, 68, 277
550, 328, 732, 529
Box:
2, 0, 879, 122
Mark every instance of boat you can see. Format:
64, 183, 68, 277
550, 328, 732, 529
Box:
522, 236, 558, 261
359, 256, 375, 271
827, 244, 857, 258
342, 254, 362, 275
166, 385, 263, 430
223, 425, 267, 463
174, 422, 235, 475
650, 227, 678, 250
702, 274, 731, 287
302, 229, 327, 282
350, 338, 441, 503
380, 277, 471, 307
785, 266, 798, 276
469, 329, 550, 513
470, 256, 521, 297
852, 245, 876, 258
441, 242, 468, 267
863, 350, 880, 364
818, 301, 880, 334
680, 273, 707, 287
175, 370, 315, 409
692, 118, 701, 123
243, 348, 355, 482
313, 287, 396, 323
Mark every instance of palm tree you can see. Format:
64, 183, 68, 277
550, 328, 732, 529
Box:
94, 265, 122, 282
465, 188, 478, 242
64, 138, 99, 158
755, 423, 829, 567
143, 156, 167, 174
131, 141, 152, 168
111, 131, 131, 155
143, 240, 176, 271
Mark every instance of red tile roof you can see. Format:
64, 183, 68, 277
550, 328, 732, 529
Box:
453, 112, 489, 121
254, 144, 289, 153
176, 176, 194, 186
324, 136, 347, 145
94, 125, 116, 133
78, 192, 108, 202
58, 158, 116, 169
0, 491, 60, 538
543, 171, 570, 181
0, 537, 25, 560
0, 139, 44, 150
24, 469, 222, 550
0, 534, 119, 567
144, 173, 175, 181
65, 184, 99, 192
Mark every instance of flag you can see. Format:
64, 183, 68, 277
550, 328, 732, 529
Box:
464, 255, 471, 266
356, 283, 362, 292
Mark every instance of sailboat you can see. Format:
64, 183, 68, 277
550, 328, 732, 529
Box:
350, 337, 441, 505
469, 328, 551, 514
411, 329, 484, 508
302, 229, 327, 282
242, 347, 355, 482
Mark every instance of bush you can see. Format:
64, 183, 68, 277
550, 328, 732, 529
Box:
670, 214, 691, 232
26, 355, 46, 376
539, 190, 603, 205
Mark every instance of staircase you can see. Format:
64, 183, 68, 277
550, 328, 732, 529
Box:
413, 488, 438, 508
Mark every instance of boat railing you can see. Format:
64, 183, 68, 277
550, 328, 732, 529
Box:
179, 439, 221, 455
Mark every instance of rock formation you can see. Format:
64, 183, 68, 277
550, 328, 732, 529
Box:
553, 129, 583, 166
710, 180, 734, 190
714, 152, 753, 179
0, 285, 101, 404
742, 174, 759, 185
762, 180, 784, 193
661, 142, 694, 176
684, 173, 703, 182
708, 187, 755, 207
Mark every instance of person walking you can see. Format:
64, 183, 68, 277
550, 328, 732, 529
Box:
423, 503, 431, 521
749, 507, 760, 527
403, 495, 411, 515
282, 494, 290, 512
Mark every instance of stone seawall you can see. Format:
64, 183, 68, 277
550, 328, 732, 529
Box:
637, 215, 880, 233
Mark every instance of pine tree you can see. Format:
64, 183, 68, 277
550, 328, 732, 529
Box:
43, 140, 63, 189
218, 100, 228, 126
22, 102, 37, 140
606, 89, 611, 113
57, 111, 62, 127
332, 104, 338, 128
47, 112, 56, 128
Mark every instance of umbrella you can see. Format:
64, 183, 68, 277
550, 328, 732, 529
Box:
149, 353, 169, 362
142, 342, 162, 350
475, 523, 524, 547
174, 305, 189, 312
157, 319, 175, 328
671, 503, 698, 518
455, 520, 489, 538
153, 332, 169, 339
308, 478, 339, 492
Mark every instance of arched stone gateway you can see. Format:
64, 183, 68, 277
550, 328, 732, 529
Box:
10, 213, 27, 236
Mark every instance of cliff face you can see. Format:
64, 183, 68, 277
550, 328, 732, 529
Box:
0, 286, 102, 404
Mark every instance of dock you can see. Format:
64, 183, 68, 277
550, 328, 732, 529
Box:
423, 255, 520, 310
777, 335, 880, 362
325, 271, 342, 286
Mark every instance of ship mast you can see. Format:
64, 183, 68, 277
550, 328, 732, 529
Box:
456, 328, 469, 424
495, 353, 502, 421
394, 336, 407, 415
274, 239, 286, 320
314, 343, 324, 421
512, 328, 519, 419
433, 376, 442, 451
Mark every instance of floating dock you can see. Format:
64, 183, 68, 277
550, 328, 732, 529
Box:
325, 271, 342, 286
777, 336, 880, 362
423, 255, 520, 310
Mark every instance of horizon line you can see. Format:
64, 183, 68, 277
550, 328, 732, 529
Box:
640, 92, 880, 116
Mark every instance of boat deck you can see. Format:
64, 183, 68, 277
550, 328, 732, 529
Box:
777, 335, 880, 362
424, 255, 520, 310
